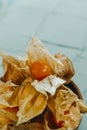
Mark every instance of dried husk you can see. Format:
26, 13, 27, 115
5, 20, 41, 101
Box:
27, 37, 75, 80
0, 52, 29, 85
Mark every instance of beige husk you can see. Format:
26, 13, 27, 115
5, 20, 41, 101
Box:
0, 52, 29, 85
27, 37, 75, 79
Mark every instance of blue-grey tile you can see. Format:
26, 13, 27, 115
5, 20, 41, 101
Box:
78, 116, 87, 130
37, 14, 87, 49
0, 57, 3, 77
14, 0, 59, 12
83, 35, 87, 47
0, 7, 46, 37
42, 40, 81, 61
0, 0, 59, 46
72, 52, 87, 99
54, 0, 87, 19
0, 4, 11, 21
0, 29, 30, 55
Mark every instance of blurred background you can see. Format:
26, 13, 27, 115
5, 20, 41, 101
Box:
0, 0, 87, 129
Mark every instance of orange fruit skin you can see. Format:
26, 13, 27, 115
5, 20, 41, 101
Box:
30, 60, 51, 80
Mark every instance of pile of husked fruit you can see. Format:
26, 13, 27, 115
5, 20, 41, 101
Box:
0, 37, 87, 130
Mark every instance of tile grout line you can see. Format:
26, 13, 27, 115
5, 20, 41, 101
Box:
34, 12, 50, 36
41, 39, 82, 51
34, 1, 62, 37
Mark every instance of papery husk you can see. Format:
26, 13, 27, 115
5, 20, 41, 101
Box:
0, 81, 15, 94
0, 107, 18, 124
16, 81, 47, 125
78, 100, 87, 113
44, 110, 58, 130
31, 75, 65, 98
8, 86, 23, 107
55, 53, 75, 80
0, 52, 29, 85
8, 76, 47, 125
0, 123, 8, 130
44, 111, 68, 130
6, 80, 87, 130
0, 81, 18, 126
47, 85, 83, 130
9, 77, 33, 107
0, 81, 15, 107
8, 122, 44, 130
0, 110, 12, 124
27, 37, 63, 76
27, 37, 74, 80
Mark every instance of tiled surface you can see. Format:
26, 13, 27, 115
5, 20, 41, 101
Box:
54, 0, 87, 18
0, 0, 87, 129
37, 14, 87, 49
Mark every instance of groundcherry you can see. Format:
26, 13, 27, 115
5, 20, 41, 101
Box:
30, 60, 51, 80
